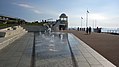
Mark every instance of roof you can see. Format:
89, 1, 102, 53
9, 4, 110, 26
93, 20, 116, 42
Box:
59, 13, 68, 18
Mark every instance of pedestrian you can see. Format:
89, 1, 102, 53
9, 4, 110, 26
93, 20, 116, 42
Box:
77, 27, 79, 31
89, 27, 91, 34
86, 27, 89, 34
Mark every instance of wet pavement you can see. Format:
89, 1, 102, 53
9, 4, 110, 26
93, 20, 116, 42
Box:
35, 32, 73, 67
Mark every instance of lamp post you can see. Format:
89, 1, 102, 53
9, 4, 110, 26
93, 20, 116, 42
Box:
86, 10, 89, 28
81, 17, 83, 28
95, 19, 97, 28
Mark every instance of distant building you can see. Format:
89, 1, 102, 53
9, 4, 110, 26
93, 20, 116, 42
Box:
0, 16, 9, 24
0, 15, 25, 24
52, 13, 68, 31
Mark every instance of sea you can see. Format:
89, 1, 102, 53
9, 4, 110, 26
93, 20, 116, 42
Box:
69, 27, 119, 33
101, 28, 119, 33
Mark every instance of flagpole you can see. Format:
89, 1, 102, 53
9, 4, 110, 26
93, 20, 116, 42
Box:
86, 10, 89, 28
81, 17, 83, 28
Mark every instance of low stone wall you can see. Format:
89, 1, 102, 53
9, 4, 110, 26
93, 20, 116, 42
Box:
0, 26, 27, 37
22, 25, 47, 32
0, 26, 27, 50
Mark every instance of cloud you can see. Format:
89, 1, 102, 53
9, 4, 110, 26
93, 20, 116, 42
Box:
89, 13, 108, 20
33, 10, 42, 14
13, 3, 42, 14
13, 3, 34, 9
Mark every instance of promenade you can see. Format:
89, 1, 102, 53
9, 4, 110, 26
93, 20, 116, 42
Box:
0, 32, 116, 67
64, 30, 119, 67
0, 33, 34, 67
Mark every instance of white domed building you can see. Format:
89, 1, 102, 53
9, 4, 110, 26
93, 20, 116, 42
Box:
52, 13, 68, 31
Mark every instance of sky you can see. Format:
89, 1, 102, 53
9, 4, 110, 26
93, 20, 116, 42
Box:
0, 0, 119, 28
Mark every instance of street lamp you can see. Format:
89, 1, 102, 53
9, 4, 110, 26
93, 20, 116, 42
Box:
81, 17, 83, 28
86, 10, 89, 28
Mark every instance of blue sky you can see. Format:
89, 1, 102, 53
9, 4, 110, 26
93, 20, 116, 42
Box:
0, 0, 119, 28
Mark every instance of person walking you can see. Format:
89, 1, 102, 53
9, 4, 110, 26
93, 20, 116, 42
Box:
86, 27, 89, 34
89, 27, 91, 34
77, 27, 79, 31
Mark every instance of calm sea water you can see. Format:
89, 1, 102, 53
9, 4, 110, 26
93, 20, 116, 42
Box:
101, 28, 119, 33
69, 27, 119, 33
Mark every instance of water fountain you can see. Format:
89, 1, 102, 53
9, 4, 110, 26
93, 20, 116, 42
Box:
50, 34, 54, 43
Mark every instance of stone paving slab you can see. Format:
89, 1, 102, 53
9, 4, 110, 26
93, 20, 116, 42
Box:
68, 33, 116, 67
0, 33, 34, 67
0, 30, 27, 50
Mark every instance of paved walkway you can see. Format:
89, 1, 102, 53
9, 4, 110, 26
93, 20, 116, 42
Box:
68, 33, 116, 67
64, 30, 119, 66
0, 32, 116, 67
0, 33, 34, 67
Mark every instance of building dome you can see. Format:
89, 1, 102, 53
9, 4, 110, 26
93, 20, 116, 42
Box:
59, 13, 67, 18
